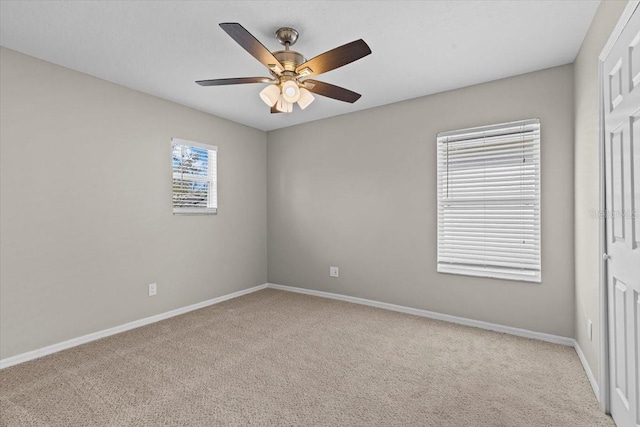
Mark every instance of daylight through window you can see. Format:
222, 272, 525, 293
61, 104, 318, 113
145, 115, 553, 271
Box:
172, 138, 217, 215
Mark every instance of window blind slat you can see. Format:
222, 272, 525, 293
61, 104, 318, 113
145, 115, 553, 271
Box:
439, 257, 540, 268
438, 143, 539, 158
439, 245, 541, 255
440, 244, 540, 254
437, 119, 541, 283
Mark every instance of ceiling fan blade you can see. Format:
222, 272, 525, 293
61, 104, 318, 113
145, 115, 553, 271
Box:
303, 80, 362, 103
196, 77, 272, 86
219, 23, 285, 74
270, 106, 283, 114
296, 39, 371, 78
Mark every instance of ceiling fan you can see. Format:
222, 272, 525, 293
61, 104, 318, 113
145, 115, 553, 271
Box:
196, 23, 371, 114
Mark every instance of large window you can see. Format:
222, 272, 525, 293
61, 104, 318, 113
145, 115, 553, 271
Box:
172, 138, 217, 215
436, 119, 541, 283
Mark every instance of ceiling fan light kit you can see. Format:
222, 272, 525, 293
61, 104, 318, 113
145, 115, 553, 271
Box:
259, 84, 280, 107
281, 80, 301, 103
275, 95, 293, 113
297, 88, 315, 110
196, 23, 371, 115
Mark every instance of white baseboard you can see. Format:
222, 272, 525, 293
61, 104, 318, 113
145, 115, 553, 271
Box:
574, 341, 600, 401
0, 283, 268, 370
268, 284, 606, 399
267, 283, 575, 346
1, 282, 588, 379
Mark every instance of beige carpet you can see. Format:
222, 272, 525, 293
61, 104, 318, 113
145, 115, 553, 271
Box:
0, 288, 613, 426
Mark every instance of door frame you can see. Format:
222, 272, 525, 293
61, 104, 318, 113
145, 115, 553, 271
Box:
598, 0, 640, 412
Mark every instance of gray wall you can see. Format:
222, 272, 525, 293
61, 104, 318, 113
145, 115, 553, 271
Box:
0, 48, 268, 359
2, 22, 611, 361
268, 65, 575, 338
573, 0, 628, 388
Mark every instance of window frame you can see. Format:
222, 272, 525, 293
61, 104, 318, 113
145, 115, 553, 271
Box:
171, 138, 218, 215
436, 119, 541, 283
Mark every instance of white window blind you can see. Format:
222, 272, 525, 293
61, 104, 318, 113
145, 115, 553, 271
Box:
172, 138, 217, 215
436, 119, 541, 283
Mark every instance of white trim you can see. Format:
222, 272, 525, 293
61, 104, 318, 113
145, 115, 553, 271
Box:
267, 283, 574, 346
171, 137, 217, 152
575, 341, 600, 401
173, 207, 217, 215
0, 283, 268, 370
437, 265, 541, 283
2, 279, 593, 401
598, 0, 640, 61
598, 56, 611, 413
437, 118, 541, 139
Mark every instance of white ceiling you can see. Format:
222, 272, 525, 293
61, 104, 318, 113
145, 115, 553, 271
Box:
0, 1, 599, 131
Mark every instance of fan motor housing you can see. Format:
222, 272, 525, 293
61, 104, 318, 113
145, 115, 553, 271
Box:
273, 50, 306, 73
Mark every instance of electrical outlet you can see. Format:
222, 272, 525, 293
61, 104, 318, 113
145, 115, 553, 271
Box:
587, 319, 593, 341
329, 266, 339, 278
148, 283, 157, 297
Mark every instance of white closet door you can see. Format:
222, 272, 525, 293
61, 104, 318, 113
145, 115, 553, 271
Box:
603, 5, 640, 427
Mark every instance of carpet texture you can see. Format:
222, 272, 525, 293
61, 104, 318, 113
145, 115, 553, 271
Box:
0, 288, 613, 426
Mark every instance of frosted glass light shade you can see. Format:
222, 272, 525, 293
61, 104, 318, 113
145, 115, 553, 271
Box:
259, 85, 280, 107
297, 88, 315, 110
281, 80, 300, 103
275, 95, 293, 113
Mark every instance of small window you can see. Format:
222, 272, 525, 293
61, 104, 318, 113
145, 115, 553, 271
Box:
436, 119, 541, 283
172, 138, 217, 215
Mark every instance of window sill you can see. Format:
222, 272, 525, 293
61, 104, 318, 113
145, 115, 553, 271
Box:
173, 208, 217, 215
437, 264, 541, 283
